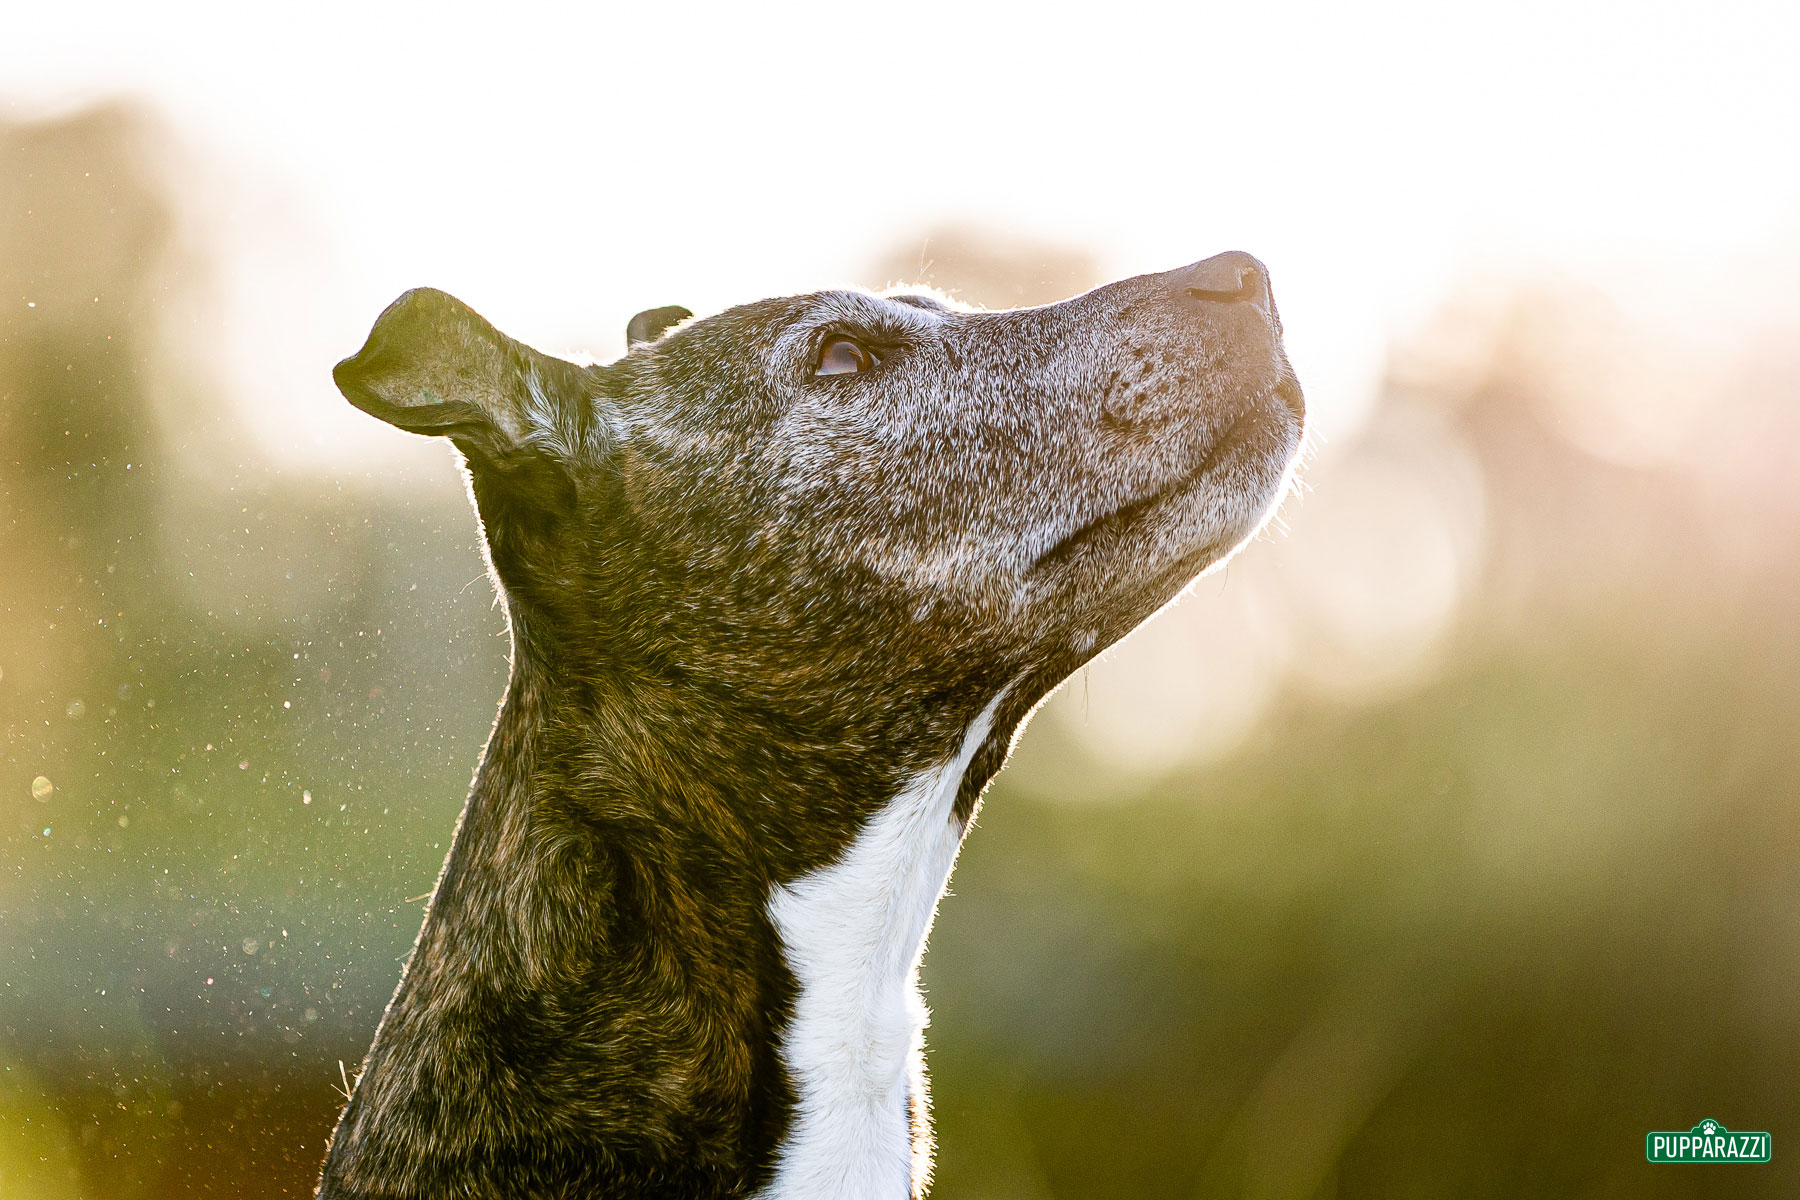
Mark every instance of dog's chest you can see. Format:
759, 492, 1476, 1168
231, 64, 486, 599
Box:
755, 699, 1001, 1199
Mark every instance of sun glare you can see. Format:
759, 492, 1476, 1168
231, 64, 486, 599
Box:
6, 0, 1796, 472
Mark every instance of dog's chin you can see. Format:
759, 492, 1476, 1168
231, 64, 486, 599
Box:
1135, 420, 1296, 590
1184, 401, 1302, 556
1037, 396, 1298, 566
1021, 396, 1300, 664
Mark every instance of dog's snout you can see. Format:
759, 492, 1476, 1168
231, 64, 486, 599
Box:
1175, 251, 1271, 313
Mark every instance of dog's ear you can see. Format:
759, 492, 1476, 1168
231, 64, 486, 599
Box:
335, 289, 595, 509
626, 305, 692, 346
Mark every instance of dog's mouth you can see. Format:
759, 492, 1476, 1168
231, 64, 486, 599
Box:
1033, 404, 1280, 572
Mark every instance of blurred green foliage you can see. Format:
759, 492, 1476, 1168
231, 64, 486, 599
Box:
3, 105, 1797, 1198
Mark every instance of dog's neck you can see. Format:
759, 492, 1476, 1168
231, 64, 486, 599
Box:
317, 632, 999, 1200
758, 695, 1001, 1199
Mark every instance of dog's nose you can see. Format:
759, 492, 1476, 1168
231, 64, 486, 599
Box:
1175, 251, 1271, 314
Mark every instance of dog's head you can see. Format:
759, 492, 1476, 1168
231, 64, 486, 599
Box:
335, 254, 1303, 775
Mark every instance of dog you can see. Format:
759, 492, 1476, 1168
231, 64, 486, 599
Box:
316, 251, 1304, 1199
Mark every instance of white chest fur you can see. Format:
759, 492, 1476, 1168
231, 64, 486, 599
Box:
756, 697, 1003, 1200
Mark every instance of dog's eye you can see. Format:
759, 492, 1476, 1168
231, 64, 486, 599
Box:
815, 337, 879, 376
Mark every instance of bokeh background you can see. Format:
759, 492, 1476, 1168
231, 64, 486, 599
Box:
4, 4, 1799, 1197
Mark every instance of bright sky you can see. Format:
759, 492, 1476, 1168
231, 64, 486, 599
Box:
6, 0, 1798, 466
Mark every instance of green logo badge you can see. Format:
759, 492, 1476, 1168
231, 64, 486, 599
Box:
1646, 1119, 1771, 1163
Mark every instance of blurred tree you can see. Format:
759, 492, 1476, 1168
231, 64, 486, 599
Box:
2, 105, 172, 724
0, 106, 506, 1199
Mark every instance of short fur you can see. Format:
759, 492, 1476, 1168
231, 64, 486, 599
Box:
316, 254, 1304, 1199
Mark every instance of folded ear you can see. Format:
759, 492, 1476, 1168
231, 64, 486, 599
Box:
334, 289, 596, 492
626, 305, 692, 346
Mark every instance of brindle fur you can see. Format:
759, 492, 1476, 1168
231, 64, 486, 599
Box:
316, 259, 1304, 1198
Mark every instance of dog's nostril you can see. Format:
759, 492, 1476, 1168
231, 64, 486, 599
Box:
1186, 275, 1253, 303
1178, 251, 1272, 313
